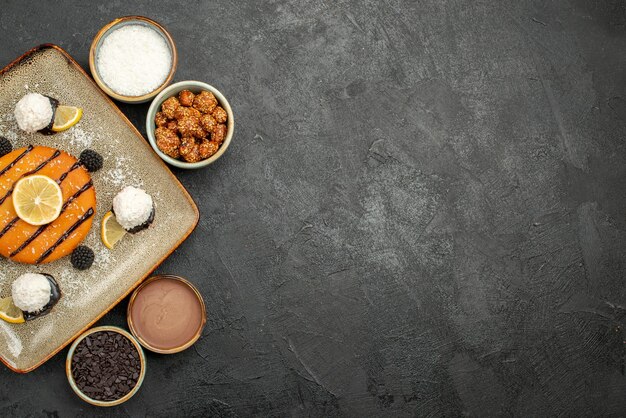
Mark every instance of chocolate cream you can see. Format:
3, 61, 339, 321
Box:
130, 278, 204, 351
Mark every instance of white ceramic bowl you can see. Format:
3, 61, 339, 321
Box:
146, 81, 234, 169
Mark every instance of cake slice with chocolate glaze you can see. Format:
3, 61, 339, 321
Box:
0, 145, 96, 264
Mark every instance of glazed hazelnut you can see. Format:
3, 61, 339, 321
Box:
155, 127, 181, 158
192, 91, 218, 114
200, 114, 217, 133
212, 106, 227, 123
178, 116, 205, 138
179, 136, 202, 163
161, 96, 181, 119
154, 111, 168, 128
212, 124, 227, 144
198, 139, 219, 159
174, 106, 201, 121
178, 90, 195, 107
166, 120, 177, 131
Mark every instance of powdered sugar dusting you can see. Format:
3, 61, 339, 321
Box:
57, 270, 83, 307
58, 244, 113, 308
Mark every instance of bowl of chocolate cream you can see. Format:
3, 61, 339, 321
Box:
127, 275, 206, 353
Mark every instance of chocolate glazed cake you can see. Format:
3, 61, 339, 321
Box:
0, 145, 96, 264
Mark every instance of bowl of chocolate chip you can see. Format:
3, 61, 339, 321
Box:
146, 80, 234, 169
66, 326, 146, 407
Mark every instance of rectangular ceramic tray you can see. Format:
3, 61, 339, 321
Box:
0, 45, 199, 373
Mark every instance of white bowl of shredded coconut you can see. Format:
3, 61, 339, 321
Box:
89, 16, 177, 103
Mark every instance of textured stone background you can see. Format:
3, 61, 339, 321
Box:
1, 0, 626, 416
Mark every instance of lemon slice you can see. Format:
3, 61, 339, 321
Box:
51, 105, 83, 132
101, 211, 126, 249
0, 296, 25, 324
13, 175, 63, 226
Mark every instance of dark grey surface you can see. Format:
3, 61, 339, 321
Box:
1, 0, 626, 416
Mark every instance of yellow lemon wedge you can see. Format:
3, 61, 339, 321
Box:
51, 105, 83, 132
101, 211, 126, 249
0, 296, 25, 324
13, 175, 63, 226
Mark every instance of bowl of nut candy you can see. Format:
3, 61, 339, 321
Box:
146, 80, 234, 168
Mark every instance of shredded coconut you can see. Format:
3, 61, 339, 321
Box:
61, 126, 94, 148
104, 156, 128, 186
96, 24, 172, 96
92, 244, 111, 270
57, 268, 84, 307
14, 93, 53, 132
105, 166, 126, 186
101, 155, 142, 188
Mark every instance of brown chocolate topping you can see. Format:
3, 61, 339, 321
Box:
0, 145, 33, 178
35, 207, 94, 264
130, 278, 204, 351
